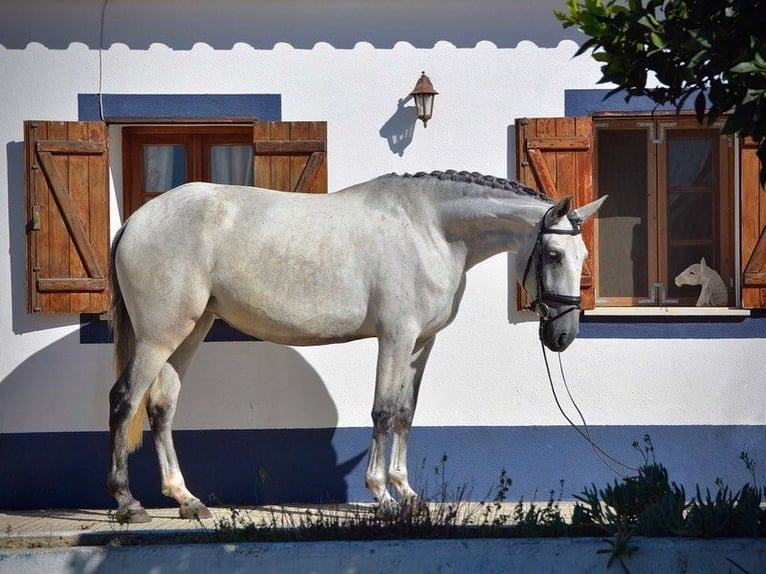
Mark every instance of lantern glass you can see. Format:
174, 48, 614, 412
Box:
410, 72, 437, 127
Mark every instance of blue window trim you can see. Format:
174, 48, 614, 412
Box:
78, 93, 280, 344
562, 89, 766, 339
78, 93, 281, 122
564, 89, 694, 118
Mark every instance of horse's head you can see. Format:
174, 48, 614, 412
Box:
674, 257, 707, 287
519, 195, 606, 352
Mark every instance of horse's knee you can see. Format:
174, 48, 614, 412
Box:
371, 406, 394, 431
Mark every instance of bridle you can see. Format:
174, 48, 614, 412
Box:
522, 205, 639, 476
522, 205, 583, 331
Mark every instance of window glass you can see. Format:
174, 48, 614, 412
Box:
597, 129, 648, 300
142, 145, 186, 192
210, 145, 254, 185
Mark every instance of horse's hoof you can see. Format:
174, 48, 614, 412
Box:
115, 504, 152, 524
179, 499, 213, 520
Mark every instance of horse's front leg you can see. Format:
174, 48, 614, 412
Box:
365, 330, 428, 514
387, 336, 435, 503
148, 313, 215, 520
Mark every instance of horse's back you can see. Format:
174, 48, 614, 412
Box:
116, 181, 443, 344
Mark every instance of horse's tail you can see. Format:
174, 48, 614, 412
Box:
110, 223, 146, 453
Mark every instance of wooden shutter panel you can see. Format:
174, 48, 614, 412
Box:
514, 116, 596, 309
25, 121, 109, 314
741, 138, 766, 308
253, 121, 327, 193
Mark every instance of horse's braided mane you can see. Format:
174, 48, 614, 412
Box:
398, 169, 552, 203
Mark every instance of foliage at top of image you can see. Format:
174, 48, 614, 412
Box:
556, 0, 766, 182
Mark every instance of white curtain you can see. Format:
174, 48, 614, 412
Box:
143, 145, 177, 192
211, 145, 254, 185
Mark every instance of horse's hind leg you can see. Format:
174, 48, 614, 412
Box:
147, 312, 215, 519
108, 342, 173, 523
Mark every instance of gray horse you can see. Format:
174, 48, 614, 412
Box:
107, 170, 605, 522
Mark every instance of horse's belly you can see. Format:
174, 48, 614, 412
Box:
208, 289, 373, 346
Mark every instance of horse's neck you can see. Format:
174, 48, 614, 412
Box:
438, 197, 546, 268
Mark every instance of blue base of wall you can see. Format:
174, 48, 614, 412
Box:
2, 426, 763, 510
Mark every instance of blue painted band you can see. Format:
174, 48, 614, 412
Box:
2, 425, 763, 510
579, 310, 766, 339
79, 315, 259, 343
77, 93, 281, 122
564, 88, 695, 117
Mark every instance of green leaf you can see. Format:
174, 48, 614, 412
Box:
731, 61, 760, 74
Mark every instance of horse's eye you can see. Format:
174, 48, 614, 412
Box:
547, 250, 561, 263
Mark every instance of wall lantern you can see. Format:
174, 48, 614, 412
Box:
410, 71, 438, 127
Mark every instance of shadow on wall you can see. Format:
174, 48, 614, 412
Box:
0, 0, 582, 50
379, 97, 419, 156
0, 328, 367, 509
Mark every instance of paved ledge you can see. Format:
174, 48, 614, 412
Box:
2, 507, 766, 574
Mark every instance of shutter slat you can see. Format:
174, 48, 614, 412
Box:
252, 121, 327, 194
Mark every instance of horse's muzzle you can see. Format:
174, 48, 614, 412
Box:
540, 306, 580, 352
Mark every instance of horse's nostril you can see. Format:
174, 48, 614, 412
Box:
557, 332, 570, 349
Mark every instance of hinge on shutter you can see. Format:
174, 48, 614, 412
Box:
30, 205, 40, 231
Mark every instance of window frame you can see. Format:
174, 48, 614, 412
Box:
592, 113, 736, 310
122, 124, 253, 217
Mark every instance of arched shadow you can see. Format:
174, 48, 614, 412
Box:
0, 329, 366, 509
379, 97, 418, 156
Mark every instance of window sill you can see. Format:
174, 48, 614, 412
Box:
585, 307, 750, 318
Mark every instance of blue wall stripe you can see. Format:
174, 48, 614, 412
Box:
2, 425, 763, 510
77, 93, 281, 122
79, 315, 259, 343
580, 310, 766, 339
564, 88, 695, 117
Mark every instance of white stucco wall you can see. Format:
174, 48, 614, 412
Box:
1, 0, 764, 505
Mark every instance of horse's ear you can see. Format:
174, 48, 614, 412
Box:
700, 257, 707, 272
548, 195, 572, 225
572, 195, 607, 223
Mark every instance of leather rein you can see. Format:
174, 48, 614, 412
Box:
521, 205, 638, 475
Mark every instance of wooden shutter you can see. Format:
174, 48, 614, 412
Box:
25, 121, 109, 314
253, 121, 327, 193
741, 138, 766, 308
515, 116, 596, 309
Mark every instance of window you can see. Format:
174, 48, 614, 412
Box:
122, 122, 327, 218
515, 114, 766, 313
594, 116, 734, 307
122, 126, 254, 216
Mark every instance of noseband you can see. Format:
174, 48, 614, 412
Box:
522, 205, 583, 327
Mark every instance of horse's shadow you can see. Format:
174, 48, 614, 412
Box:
0, 328, 367, 509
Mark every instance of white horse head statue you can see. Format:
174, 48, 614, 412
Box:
674, 257, 728, 307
